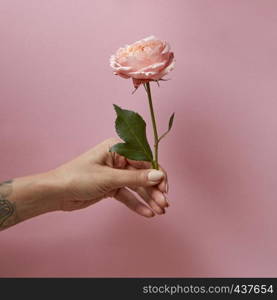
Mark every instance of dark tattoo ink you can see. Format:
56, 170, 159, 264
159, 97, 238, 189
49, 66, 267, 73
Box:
0, 179, 15, 229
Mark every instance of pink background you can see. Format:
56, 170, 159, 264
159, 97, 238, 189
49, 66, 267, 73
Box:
1, 0, 277, 277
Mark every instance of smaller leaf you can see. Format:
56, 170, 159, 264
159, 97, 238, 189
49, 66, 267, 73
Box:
158, 112, 175, 142
168, 113, 175, 131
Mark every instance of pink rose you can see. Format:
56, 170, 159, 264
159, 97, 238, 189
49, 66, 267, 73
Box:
110, 36, 175, 88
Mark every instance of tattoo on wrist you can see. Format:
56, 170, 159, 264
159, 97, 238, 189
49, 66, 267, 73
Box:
0, 180, 16, 230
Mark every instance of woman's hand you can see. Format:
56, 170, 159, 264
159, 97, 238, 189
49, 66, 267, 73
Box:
0, 138, 170, 231
51, 138, 169, 217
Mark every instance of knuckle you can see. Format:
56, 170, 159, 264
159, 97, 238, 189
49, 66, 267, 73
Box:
105, 137, 121, 147
136, 171, 146, 186
133, 171, 141, 185
129, 171, 142, 187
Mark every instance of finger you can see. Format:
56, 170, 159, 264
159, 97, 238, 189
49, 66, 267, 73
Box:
108, 167, 165, 188
127, 159, 152, 169
113, 152, 127, 169
134, 186, 169, 209
127, 160, 168, 193
114, 187, 154, 218
132, 186, 165, 215
105, 144, 127, 169
147, 187, 169, 208
126, 164, 168, 193
103, 137, 122, 148
126, 165, 169, 209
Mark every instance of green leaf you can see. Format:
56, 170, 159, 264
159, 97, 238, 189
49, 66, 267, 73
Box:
168, 112, 175, 131
158, 112, 175, 142
110, 104, 153, 161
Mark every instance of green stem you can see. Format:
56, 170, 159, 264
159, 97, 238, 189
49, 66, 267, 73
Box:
145, 82, 159, 170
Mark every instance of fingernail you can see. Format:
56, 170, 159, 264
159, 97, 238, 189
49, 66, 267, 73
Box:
148, 170, 164, 182
166, 182, 169, 193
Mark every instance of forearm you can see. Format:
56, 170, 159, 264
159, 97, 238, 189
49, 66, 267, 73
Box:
0, 172, 63, 231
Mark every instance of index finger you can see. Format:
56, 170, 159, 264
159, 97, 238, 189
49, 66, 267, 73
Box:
127, 159, 152, 169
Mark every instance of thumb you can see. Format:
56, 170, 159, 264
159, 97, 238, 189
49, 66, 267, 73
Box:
110, 168, 165, 188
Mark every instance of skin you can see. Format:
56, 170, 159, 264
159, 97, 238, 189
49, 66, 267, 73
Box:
0, 138, 169, 231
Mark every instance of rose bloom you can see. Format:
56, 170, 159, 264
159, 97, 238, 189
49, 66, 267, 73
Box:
110, 36, 175, 88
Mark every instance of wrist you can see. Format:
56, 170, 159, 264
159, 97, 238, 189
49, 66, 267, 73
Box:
10, 171, 65, 220
32, 170, 66, 212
